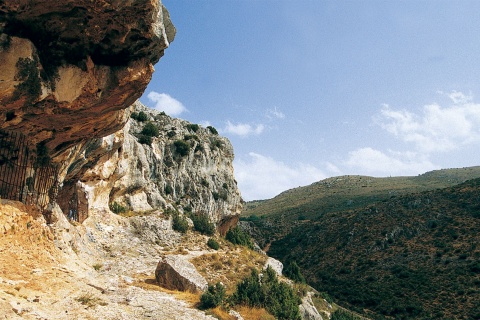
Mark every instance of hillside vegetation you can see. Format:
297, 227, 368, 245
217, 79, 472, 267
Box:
242, 167, 480, 248
242, 169, 480, 319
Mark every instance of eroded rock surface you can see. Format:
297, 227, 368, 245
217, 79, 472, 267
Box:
264, 256, 283, 276
0, 0, 175, 154
57, 102, 242, 227
155, 255, 208, 293
300, 292, 324, 320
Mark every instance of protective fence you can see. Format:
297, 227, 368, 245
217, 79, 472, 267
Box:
0, 130, 58, 211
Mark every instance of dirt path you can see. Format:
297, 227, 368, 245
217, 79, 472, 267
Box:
0, 200, 216, 319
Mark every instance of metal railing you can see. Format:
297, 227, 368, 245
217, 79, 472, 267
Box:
0, 130, 58, 211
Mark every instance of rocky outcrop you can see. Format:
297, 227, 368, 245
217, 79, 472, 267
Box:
264, 257, 283, 276
0, 0, 175, 155
155, 255, 208, 293
299, 292, 323, 320
56, 102, 242, 226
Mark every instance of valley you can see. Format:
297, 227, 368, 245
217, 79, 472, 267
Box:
242, 170, 480, 319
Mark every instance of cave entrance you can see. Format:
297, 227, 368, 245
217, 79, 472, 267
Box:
56, 181, 88, 223
0, 129, 59, 211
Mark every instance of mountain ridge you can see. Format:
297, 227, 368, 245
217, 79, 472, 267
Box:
241, 169, 480, 319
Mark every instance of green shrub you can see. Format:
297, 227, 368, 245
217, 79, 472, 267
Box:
141, 122, 159, 137
207, 126, 218, 135
284, 260, 306, 283
186, 124, 200, 132
137, 111, 148, 122
225, 226, 254, 249
194, 143, 204, 153
190, 214, 216, 236
231, 268, 263, 307
212, 190, 228, 201
109, 202, 127, 214
201, 178, 209, 187
321, 292, 334, 304
231, 267, 301, 320
163, 207, 177, 218
165, 184, 173, 195
331, 309, 363, 320
184, 134, 198, 141
131, 111, 148, 122
199, 282, 225, 309
174, 140, 190, 157
167, 130, 176, 138
211, 139, 223, 150
172, 213, 189, 233
138, 135, 152, 145
207, 238, 220, 250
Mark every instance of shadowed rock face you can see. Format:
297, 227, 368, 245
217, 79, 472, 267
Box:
0, 0, 175, 155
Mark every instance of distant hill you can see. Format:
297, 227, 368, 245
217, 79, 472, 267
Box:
242, 166, 480, 248
241, 167, 480, 319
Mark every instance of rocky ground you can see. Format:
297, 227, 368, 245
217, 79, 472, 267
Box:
0, 198, 329, 320
0, 200, 222, 319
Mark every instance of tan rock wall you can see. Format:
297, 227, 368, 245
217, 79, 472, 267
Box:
0, 0, 175, 155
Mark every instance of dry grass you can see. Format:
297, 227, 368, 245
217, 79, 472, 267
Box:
206, 307, 237, 320
117, 209, 158, 218
235, 306, 275, 320
75, 293, 108, 308
132, 277, 201, 307
191, 246, 267, 294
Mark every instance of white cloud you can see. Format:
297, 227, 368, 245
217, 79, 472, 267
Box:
377, 93, 480, 153
266, 107, 285, 119
147, 92, 187, 116
199, 120, 212, 128
447, 90, 473, 104
234, 152, 326, 200
223, 121, 265, 137
344, 147, 439, 176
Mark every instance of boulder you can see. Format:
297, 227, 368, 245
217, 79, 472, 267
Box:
299, 292, 323, 320
155, 255, 208, 293
263, 257, 283, 276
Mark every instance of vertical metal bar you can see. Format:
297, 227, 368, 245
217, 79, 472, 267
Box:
19, 144, 29, 203
4, 131, 16, 200
37, 166, 46, 208
12, 133, 23, 202
0, 131, 6, 199
40, 166, 49, 209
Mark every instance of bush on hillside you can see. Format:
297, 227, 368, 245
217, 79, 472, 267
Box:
331, 309, 364, 320
138, 135, 152, 145
199, 282, 226, 309
207, 126, 218, 135
186, 123, 200, 132
284, 260, 306, 283
190, 214, 216, 236
131, 111, 148, 122
141, 121, 159, 137
109, 201, 127, 214
207, 238, 220, 250
225, 226, 254, 249
173, 140, 190, 157
172, 213, 189, 233
231, 266, 301, 320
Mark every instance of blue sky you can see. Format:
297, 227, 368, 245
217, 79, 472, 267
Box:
141, 1, 480, 201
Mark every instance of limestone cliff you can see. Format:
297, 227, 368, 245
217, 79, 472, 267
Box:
57, 102, 242, 229
0, 0, 175, 154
